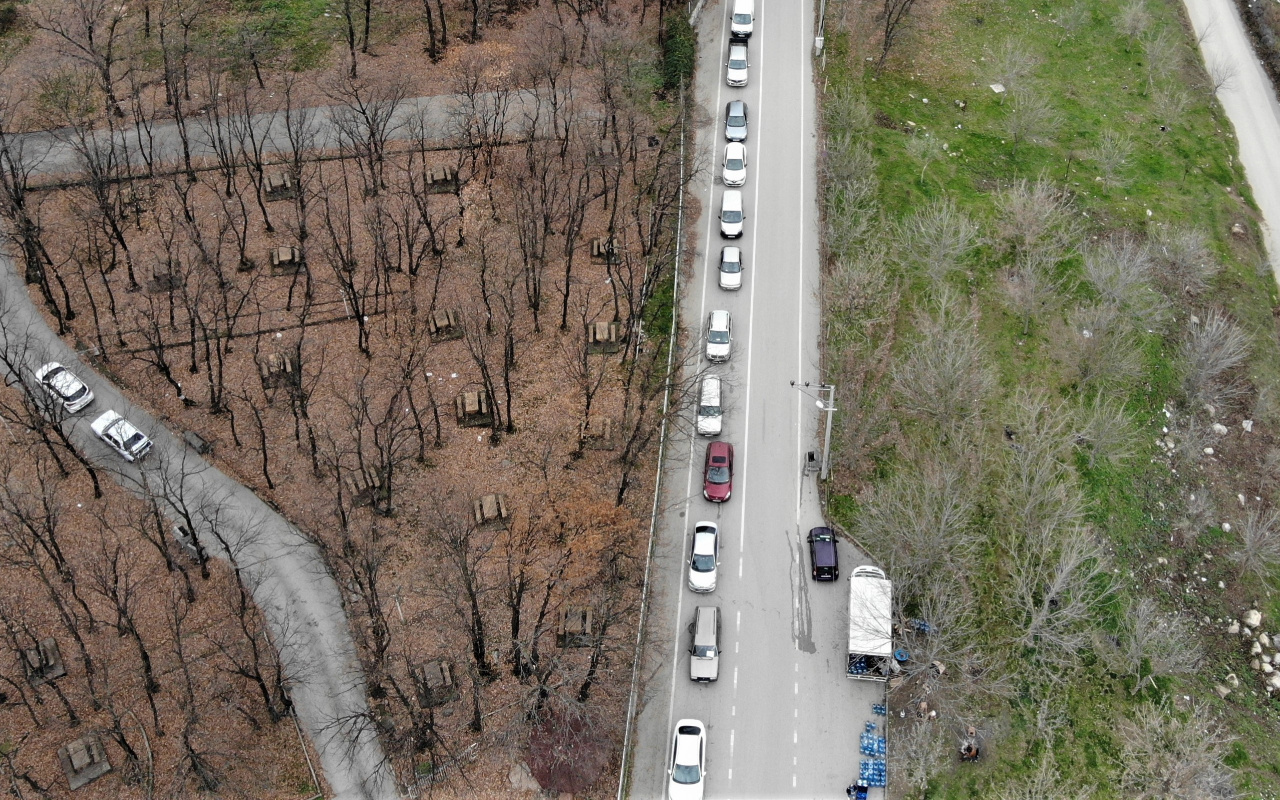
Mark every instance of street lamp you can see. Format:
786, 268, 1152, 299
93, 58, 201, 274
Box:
791, 381, 837, 481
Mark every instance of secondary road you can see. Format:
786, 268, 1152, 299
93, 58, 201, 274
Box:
0, 257, 397, 799
628, 0, 887, 797
1181, 0, 1280, 277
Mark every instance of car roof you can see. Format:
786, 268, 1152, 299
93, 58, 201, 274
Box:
725, 142, 745, 155
709, 309, 730, 327
721, 246, 741, 259
692, 529, 717, 552
809, 527, 834, 540
727, 99, 746, 113
729, 43, 747, 54
708, 441, 732, 459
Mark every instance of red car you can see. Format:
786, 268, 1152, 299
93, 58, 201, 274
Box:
703, 441, 734, 502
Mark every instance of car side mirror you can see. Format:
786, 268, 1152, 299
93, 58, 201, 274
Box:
688, 622, 696, 633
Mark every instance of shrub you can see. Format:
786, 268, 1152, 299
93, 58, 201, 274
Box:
661, 13, 695, 92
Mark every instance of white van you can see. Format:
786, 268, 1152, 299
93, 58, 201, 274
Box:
730, 0, 754, 39
689, 606, 721, 682
719, 189, 744, 238
696, 376, 722, 436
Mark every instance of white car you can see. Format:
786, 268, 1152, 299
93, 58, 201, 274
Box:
719, 189, 744, 238
91, 410, 153, 462
722, 142, 746, 187
667, 719, 707, 800
34, 362, 94, 413
725, 43, 749, 87
706, 310, 732, 362
719, 247, 744, 291
688, 522, 719, 592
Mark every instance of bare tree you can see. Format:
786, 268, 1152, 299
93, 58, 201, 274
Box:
1006, 525, 1113, 671
1119, 701, 1237, 800
1056, 302, 1146, 393
1000, 247, 1069, 336
30, 0, 128, 118
1228, 508, 1280, 584
1004, 88, 1059, 157
1180, 309, 1251, 411
1054, 0, 1090, 47
988, 38, 1041, 95
995, 756, 1093, 800
1206, 55, 1237, 96
904, 131, 946, 187
992, 178, 1080, 267
1115, 0, 1152, 49
891, 289, 995, 437
1096, 597, 1202, 694
1150, 225, 1219, 297
877, 0, 926, 67
1082, 234, 1169, 330
896, 197, 978, 285
1088, 129, 1134, 186
887, 720, 946, 795
329, 77, 406, 198
1074, 393, 1142, 469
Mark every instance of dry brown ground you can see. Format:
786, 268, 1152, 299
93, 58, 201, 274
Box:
5, 6, 682, 795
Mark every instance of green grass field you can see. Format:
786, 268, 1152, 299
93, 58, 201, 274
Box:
821, 0, 1280, 796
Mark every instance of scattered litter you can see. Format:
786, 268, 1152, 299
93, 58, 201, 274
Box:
990, 83, 1006, 93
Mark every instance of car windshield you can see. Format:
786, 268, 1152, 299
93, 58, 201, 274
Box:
64, 384, 88, 401
721, 210, 742, 224
699, 404, 721, 416
729, 56, 747, 69
726, 157, 744, 170
672, 762, 701, 785
733, 12, 751, 23
707, 466, 729, 483
708, 329, 729, 344
694, 645, 717, 658
721, 259, 742, 273
728, 114, 746, 127
123, 432, 146, 450
692, 552, 716, 572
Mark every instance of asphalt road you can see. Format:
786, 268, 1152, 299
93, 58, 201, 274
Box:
0, 259, 397, 799
1180, 0, 1280, 278
627, 0, 887, 797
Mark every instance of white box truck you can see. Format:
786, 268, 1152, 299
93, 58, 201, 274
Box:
847, 565, 893, 681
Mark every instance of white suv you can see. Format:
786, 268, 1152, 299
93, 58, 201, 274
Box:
705, 310, 732, 362
719, 247, 744, 290
722, 142, 746, 187
725, 43, 749, 87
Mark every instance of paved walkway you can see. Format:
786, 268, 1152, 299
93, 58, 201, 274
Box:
1182, 0, 1280, 276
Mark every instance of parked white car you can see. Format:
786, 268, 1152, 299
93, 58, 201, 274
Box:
719, 190, 744, 239
687, 522, 720, 592
706, 310, 732, 362
722, 142, 747, 187
91, 410, 153, 462
34, 362, 94, 413
725, 43, 749, 87
667, 719, 707, 800
719, 247, 744, 291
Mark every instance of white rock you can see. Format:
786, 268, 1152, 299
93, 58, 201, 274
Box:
1243, 420, 1254, 433
1263, 652, 1272, 664
1229, 621, 1241, 634
1215, 684, 1232, 699
1219, 581, 1226, 589
1239, 494, 1248, 506
1205, 404, 1217, 417
1244, 627, 1253, 637
1262, 663, 1272, 674
1226, 672, 1240, 688
1213, 423, 1229, 435
1269, 673, 1280, 690
1204, 447, 1214, 455
1262, 633, 1272, 648
1251, 640, 1263, 655
1157, 557, 1168, 565
1224, 523, 1233, 533
1251, 658, 1261, 671
1245, 609, 1263, 627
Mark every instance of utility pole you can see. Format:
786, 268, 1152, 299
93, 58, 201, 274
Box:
818, 383, 836, 481
791, 381, 838, 482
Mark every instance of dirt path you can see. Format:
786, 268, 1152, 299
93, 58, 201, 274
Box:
1182, 0, 1280, 275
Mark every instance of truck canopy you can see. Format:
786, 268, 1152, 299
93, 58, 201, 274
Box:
848, 566, 892, 658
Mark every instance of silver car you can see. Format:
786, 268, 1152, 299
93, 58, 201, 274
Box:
719, 247, 744, 290
706, 310, 732, 362
725, 43, 749, 87
91, 410, 153, 462
722, 142, 747, 187
724, 100, 748, 142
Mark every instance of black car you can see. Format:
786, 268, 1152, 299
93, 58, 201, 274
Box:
807, 527, 839, 581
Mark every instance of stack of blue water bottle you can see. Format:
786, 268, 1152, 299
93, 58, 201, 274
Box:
858, 758, 887, 787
